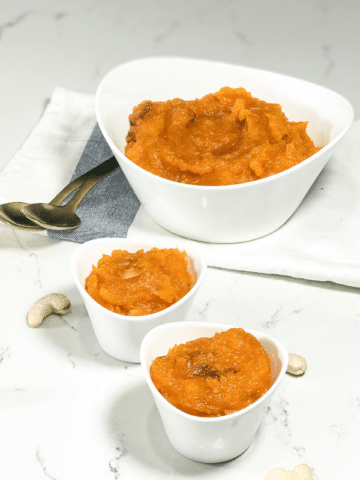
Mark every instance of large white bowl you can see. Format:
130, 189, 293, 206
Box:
95, 57, 354, 243
70, 238, 207, 363
140, 321, 288, 463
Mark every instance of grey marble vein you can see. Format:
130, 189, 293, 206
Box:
313, 470, 320, 480
67, 353, 76, 369
0, 12, 31, 40
320, 44, 335, 84
154, 19, 180, 43
293, 445, 306, 457
265, 394, 291, 443
29, 252, 42, 288
330, 423, 346, 442
13, 230, 42, 288
109, 440, 128, 480
36, 448, 58, 480
54, 12, 67, 21
0, 346, 11, 364
197, 300, 211, 320
234, 31, 251, 46
262, 304, 284, 330
61, 316, 77, 331
291, 307, 306, 315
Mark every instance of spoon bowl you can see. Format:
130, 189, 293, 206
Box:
0, 202, 45, 230
22, 202, 82, 230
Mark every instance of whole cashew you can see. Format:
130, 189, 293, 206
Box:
27, 293, 71, 328
265, 463, 313, 480
286, 353, 307, 376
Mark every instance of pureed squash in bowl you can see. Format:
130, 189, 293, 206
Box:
85, 247, 196, 316
150, 328, 272, 417
125, 87, 321, 186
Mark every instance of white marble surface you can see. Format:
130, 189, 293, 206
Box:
1, 1, 360, 479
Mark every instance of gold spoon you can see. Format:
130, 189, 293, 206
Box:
0, 157, 119, 231
21, 156, 119, 230
0, 202, 47, 231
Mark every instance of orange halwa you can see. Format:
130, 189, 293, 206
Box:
150, 328, 272, 417
85, 248, 195, 316
125, 87, 321, 186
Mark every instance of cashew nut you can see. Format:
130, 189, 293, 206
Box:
265, 463, 313, 480
27, 293, 71, 328
286, 353, 307, 376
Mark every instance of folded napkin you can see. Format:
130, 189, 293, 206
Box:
1, 87, 360, 288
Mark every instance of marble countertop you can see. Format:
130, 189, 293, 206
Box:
1, 1, 359, 479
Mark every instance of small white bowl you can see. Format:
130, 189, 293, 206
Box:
96, 57, 354, 243
140, 321, 288, 463
70, 238, 207, 363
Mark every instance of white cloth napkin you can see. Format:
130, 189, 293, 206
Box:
1, 87, 360, 288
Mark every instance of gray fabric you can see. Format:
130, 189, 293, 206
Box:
48, 124, 140, 243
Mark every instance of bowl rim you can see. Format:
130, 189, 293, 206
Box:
95, 55, 354, 191
140, 320, 289, 423
70, 237, 207, 321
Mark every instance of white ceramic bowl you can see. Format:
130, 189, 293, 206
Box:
70, 238, 207, 363
140, 321, 288, 463
95, 57, 354, 243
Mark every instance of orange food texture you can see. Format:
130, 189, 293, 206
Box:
85, 248, 195, 316
125, 87, 321, 186
150, 328, 272, 417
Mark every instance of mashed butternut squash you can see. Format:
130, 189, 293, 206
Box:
85, 248, 195, 316
125, 87, 320, 186
150, 328, 272, 417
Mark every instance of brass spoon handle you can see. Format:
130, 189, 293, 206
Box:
50, 156, 118, 205
61, 157, 119, 211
